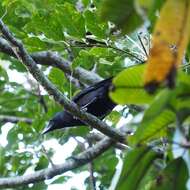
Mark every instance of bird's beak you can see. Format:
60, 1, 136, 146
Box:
42, 122, 53, 135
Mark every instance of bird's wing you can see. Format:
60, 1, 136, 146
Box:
72, 77, 113, 104
80, 96, 97, 110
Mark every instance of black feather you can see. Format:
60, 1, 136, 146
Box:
42, 77, 116, 134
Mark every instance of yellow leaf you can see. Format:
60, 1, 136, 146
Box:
144, 0, 190, 93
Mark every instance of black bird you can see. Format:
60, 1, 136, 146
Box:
42, 77, 116, 134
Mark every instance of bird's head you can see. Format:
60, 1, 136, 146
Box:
42, 112, 64, 134
42, 111, 82, 134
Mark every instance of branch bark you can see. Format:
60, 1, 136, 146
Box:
0, 37, 102, 85
0, 20, 126, 143
0, 115, 32, 124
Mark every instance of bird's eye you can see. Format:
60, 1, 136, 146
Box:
49, 119, 53, 123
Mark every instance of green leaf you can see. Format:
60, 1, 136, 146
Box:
150, 157, 188, 190
72, 50, 95, 69
2, 1, 32, 36
0, 65, 9, 82
51, 176, 71, 184
9, 59, 27, 72
32, 112, 47, 132
67, 126, 90, 137
28, 182, 47, 190
48, 67, 67, 93
171, 72, 190, 122
58, 3, 85, 38
7, 126, 19, 149
89, 47, 117, 61
101, 0, 143, 34
110, 65, 156, 105
116, 146, 159, 190
82, 0, 91, 7
129, 109, 175, 145
178, 71, 190, 86
23, 36, 52, 52
107, 111, 121, 125
94, 149, 118, 188
84, 10, 106, 38
0, 65, 9, 87
24, 11, 64, 41
35, 155, 48, 171
143, 89, 174, 122
0, 146, 6, 175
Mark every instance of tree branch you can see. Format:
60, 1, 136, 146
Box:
87, 140, 97, 190
0, 137, 115, 188
87, 133, 128, 150
0, 37, 102, 85
31, 51, 103, 84
0, 20, 126, 143
88, 161, 96, 190
0, 115, 32, 124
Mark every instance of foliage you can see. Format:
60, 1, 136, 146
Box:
0, 0, 190, 190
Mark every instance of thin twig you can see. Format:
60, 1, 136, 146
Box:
37, 85, 48, 113
70, 43, 143, 62
88, 140, 97, 190
137, 34, 149, 58
166, 139, 190, 149
88, 161, 96, 190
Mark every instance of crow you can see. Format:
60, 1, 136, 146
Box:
42, 77, 116, 134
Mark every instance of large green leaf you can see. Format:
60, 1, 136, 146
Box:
101, 0, 143, 34
129, 109, 175, 145
172, 72, 190, 122
116, 146, 159, 190
128, 89, 176, 145
150, 157, 188, 190
143, 89, 174, 122
110, 65, 156, 105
